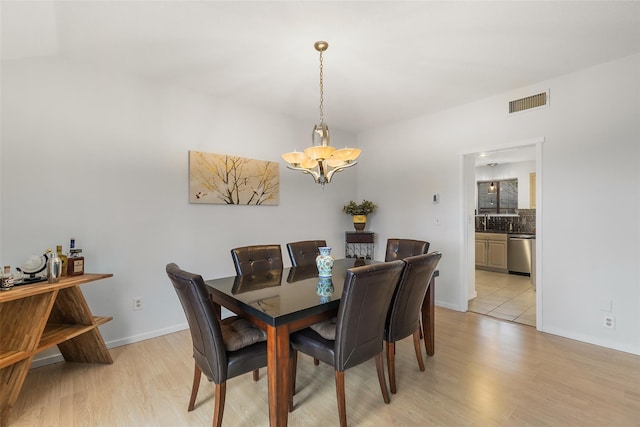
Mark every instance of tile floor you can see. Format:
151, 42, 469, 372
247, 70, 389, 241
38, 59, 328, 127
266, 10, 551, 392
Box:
469, 270, 536, 327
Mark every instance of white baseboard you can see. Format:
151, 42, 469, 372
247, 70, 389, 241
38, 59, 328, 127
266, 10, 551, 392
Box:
436, 300, 464, 311
30, 323, 189, 369
542, 326, 640, 356
105, 323, 189, 348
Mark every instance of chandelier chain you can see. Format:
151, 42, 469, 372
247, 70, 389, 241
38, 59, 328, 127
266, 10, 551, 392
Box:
319, 50, 324, 124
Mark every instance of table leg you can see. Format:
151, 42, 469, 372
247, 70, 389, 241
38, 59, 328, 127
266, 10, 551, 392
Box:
267, 324, 290, 427
421, 277, 435, 356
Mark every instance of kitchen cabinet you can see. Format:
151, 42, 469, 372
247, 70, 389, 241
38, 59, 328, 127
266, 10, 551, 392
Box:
475, 232, 508, 272
475, 239, 488, 266
530, 172, 536, 208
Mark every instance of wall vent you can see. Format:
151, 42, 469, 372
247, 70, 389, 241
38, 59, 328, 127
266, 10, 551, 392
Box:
509, 91, 548, 114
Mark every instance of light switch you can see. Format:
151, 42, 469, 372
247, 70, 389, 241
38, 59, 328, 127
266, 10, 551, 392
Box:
432, 194, 439, 204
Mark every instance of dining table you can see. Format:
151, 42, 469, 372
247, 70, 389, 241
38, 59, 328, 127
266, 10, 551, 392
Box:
204, 257, 439, 427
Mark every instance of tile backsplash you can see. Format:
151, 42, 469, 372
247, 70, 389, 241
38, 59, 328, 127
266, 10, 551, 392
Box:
475, 209, 536, 234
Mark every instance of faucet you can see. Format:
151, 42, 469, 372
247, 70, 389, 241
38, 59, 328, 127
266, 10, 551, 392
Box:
481, 214, 488, 231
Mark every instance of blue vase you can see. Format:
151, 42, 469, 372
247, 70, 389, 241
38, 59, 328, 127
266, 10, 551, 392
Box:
315, 246, 334, 277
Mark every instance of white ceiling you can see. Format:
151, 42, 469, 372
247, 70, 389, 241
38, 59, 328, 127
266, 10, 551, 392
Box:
2, 1, 639, 135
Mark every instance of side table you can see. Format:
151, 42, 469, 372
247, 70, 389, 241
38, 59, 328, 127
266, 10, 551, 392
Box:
345, 231, 375, 260
0, 273, 113, 423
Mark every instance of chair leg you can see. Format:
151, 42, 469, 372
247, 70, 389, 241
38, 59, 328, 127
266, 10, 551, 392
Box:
335, 370, 347, 427
288, 350, 298, 412
375, 352, 391, 404
188, 363, 202, 411
386, 341, 397, 394
413, 329, 425, 372
313, 358, 319, 366
213, 382, 226, 427
253, 369, 259, 381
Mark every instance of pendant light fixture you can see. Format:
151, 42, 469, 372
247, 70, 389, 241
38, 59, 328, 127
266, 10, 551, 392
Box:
282, 41, 361, 188
488, 182, 497, 194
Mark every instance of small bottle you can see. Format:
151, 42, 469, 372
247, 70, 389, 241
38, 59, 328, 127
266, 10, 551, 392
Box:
48, 249, 62, 283
1, 266, 14, 291
67, 249, 85, 276
68, 237, 85, 276
57, 245, 68, 277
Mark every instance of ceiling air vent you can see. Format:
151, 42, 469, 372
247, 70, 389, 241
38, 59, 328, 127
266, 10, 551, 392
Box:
509, 91, 549, 114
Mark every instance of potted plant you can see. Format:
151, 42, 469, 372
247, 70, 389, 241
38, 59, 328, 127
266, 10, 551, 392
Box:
343, 200, 377, 230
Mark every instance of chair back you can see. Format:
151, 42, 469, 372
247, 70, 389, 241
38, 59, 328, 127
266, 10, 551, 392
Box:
230, 244, 283, 275
384, 238, 430, 262
334, 260, 405, 371
286, 240, 328, 267
166, 263, 227, 383
385, 252, 442, 342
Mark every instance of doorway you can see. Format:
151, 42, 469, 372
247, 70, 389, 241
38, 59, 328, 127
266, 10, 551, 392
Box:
462, 140, 542, 330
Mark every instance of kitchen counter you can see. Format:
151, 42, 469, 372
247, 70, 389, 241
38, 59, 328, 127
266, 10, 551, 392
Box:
476, 230, 535, 237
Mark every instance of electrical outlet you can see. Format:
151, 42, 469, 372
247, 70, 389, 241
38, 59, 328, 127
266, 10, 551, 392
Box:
435, 216, 441, 226
603, 315, 615, 329
133, 297, 143, 311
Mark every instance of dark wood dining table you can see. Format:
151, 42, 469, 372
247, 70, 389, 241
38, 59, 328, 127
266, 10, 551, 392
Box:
204, 258, 438, 427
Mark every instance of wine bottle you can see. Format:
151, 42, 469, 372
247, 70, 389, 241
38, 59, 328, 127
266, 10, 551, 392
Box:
67, 237, 85, 276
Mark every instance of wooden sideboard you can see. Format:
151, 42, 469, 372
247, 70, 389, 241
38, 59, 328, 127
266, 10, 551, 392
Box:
0, 273, 113, 422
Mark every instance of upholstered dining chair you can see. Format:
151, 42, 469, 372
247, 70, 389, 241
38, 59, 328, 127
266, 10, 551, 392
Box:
286, 240, 327, 267
166, 263, 268, 427
384, 252, 442, 394
384, 238, 432, 342
230, 244, 283, 275
384, 238, 430, 262
288, 260, 405, 427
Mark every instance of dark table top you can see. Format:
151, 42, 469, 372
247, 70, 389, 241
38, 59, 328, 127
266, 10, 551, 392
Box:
204, 258, 374, 327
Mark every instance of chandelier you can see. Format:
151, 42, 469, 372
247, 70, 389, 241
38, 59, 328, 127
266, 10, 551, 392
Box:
282, 41, 361, 187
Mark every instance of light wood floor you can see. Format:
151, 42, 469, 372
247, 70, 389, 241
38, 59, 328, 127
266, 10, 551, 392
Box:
7, 307, 640, 427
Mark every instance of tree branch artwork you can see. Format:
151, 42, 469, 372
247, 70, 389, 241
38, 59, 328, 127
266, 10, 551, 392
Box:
189, 151, 279, 205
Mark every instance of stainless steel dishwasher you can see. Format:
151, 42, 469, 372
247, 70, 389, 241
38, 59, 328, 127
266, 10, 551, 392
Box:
508, 234, 534, 275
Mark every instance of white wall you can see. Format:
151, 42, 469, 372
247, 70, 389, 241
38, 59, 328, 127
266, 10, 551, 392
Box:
357, 54, 640, 355
2, 53, 638, 360
0, 57, 358, 364
476, 161, 535, 209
